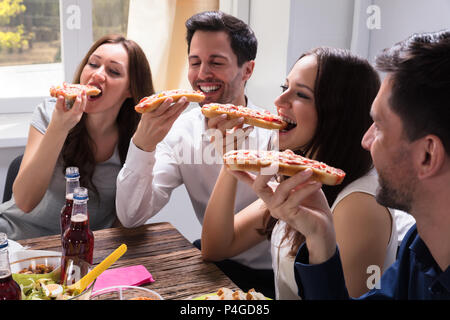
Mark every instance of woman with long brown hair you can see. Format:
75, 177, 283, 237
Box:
0, 34, 154, 240
202, 47, 411, 298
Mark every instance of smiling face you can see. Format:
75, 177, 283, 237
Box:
362, 77, 418, 212
80, 43, 131, 114
188, 30, 253, 106
275, 55, 318, 152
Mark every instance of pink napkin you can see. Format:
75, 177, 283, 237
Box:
93, 265, 155, 292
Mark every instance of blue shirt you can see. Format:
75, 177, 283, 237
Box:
294, 225, 450, 299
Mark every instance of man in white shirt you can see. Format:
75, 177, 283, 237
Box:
116, 11, 275, 297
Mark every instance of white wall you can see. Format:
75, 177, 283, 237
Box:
287, 0, 355, 69
245, 0, 291, 113
368, 0, 450, 63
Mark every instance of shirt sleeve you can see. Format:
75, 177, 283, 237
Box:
294, 241, 408, 300
115, 139, 183, 227
294, 243, 350, 300
30, 98, 55, 134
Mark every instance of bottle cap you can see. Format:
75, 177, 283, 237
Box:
65, 167, 80, 179
0, 232, 8, 249
73, 187, 89, 201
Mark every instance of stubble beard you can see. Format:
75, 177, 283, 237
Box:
376, 176, 413, 213
375, 159, 417, 213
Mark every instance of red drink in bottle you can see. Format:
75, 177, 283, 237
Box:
0, 274, 21, 300
60, 167, 80, 239
61, 187, 94, 284
0, 233, 21, 300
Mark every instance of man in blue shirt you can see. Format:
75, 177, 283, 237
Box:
232, 30, 450, 299
294, 30, 450, 299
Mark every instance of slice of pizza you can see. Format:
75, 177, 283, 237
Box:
134, 89, 205, 113
201, 103, 288, 130
50, 82, 101, 109
223, 149, 346, 186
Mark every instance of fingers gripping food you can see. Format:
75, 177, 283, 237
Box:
223, 149, 346, 186
50, 82, 101, 109
134, 89, 205, 113
201, 103, 288, 130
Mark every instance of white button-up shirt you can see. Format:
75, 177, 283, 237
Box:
116, 100, 275, 269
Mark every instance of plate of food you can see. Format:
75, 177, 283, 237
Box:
193, 287, 271, 300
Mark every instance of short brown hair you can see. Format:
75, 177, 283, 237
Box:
375, 29, 450, 154
185, 11, 257, 66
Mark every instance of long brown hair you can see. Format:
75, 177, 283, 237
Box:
263, 47, 380, 256
61, 34, 154, 194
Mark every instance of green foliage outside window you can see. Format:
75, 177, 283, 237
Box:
0, 0, 33, 52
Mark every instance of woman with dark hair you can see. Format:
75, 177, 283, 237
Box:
0, 34, 154, 240
202, 47, 406, 298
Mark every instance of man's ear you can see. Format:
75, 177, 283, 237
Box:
416, 135, 446, 179
242, 60, 255, 82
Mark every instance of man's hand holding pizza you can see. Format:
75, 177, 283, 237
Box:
133, 96, 190, 152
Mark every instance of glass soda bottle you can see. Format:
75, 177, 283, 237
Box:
61, 187, 94, 283
0, 233, 21, 300
60, 167, 80, 239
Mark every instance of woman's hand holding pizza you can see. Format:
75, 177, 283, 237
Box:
48, 91, 86, 135
133, 96, 190, 152
228, 167, 338, 265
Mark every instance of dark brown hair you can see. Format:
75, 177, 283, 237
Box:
375, 29, 450, 154
61, 34, 154, 194
264, 47, 380, 256
185, 11, 257, 66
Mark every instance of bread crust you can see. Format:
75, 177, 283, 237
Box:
135, 89, 205, 113
201, 103, 287, 130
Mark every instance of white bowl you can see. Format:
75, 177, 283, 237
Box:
10, 254, 95, 300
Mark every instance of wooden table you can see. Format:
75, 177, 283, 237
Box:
17, 222, 239, 300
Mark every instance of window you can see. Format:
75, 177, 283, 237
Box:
0, 0, 61, 66
92, 0, 129, 41
0, 0, 129, 113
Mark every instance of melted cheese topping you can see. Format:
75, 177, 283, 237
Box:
223, 149, 345, 177
202, 103, 285, 124
139, 89, 204, 104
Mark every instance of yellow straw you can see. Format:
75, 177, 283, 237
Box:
68, 244, 127, 292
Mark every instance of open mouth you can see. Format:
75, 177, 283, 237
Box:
197, 83, 222, 94
280, 116, 297, 132
88, 91, 102, 101
87, 83, 102, 100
